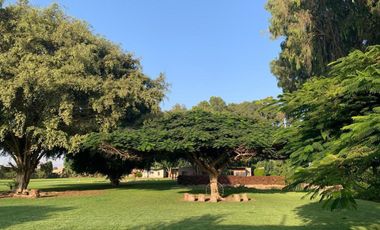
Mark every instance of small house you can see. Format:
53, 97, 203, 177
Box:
227, 167, 252, 176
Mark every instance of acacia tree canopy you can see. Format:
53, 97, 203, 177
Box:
87, 110, 284, 200
0, 2, 166, 191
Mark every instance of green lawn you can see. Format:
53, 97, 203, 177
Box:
0, 178, 379, 230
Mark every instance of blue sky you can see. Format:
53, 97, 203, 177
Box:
1, 0, 282, 166
9, 0, 283, 110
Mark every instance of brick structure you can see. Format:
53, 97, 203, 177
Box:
177, 175, 285, 188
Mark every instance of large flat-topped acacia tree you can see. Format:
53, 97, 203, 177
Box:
95, 110, 283, 201
0, 2, 166, 191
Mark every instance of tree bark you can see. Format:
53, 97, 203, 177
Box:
15, 166, 34, 192
15, 155, 42, 192
187, 152, 229, 201
6, 134, 44, 192
209, 173, 223, 201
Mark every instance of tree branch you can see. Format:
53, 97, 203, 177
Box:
189, 152, 218, 175
99, 143, 141, 161
233, 146, 257, 161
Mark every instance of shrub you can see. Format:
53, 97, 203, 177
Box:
135, 171, 143, 178
254, 167, 265, 176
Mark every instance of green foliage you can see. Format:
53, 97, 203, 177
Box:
136, 110, 278, 157
253, 167, 265, 176
281, 46, 380, 209
135, 171, 142, 178
193, 96, 285, 126
6, 179, 18, 191
62, 157, 77, 177
255, 160, 293, 177
170, 104, 187, 113
195, 96, 227, 112
266, 0, 380, 92
38, 161, 53, 178
0, 2, 166, 189
0, 166, 16, 179
91, 110, 278, 157
66, 149, 146, 185
85, 109, 283, 198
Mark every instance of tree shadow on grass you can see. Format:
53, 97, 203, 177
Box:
293, 201, 380, 229
0, 205, 73, 229
130, 202, 380, 230
39, 179, 181, 192
39, 179, 299, 196
129, 214, 307, 230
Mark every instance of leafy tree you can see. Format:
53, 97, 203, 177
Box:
194, 96, 227, 112
170, 104, 187, 113
266, 0, 380, 92
194, 96, 286, 126
227, 97, 285, 126
0, 2, 166, 191
253, 167, 265, 176
66, 149, 146, 186
255, 160, 293, 177
281, 46, 380, 209
93, 110, 284, 201
62, 157, 77, 177
38, 161, 53, 178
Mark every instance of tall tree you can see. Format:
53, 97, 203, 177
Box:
227, 97, 285, 126
0, 2, 166, 191
38, 161, 53, 178
194, 96, 285, 126
281, 46, 380, 209
266, 0, 380, 92
194, 96, 227, 112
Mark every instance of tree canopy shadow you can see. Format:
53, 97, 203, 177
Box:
39, 179, 181, 192
129, 214, 306, 230
0, 205, 74, 229
38, 179, 288, 194
293, 201, 380, 229
130, 201, 380, 229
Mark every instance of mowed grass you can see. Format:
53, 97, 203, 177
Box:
0, 178, 379, 230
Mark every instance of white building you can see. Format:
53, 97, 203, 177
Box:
130, 168, 167, 178
177, 166, 252, 177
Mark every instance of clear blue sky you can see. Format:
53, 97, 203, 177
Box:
2, 0, 283, 166
9, 0, 283, 110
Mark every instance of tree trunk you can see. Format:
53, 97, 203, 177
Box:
209, 173, 223, 202
7, 135, 41, 192
110, 177, 120, 186
167, 167, 172, 179
15, 167, 34, 192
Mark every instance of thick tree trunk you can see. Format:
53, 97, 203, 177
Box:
187, 153, 229, 202
209, 173, 223, 202
167, 167, 172, 179
15, 167, 34, 192
7, 135, 42, 192
110, 177, 120, 186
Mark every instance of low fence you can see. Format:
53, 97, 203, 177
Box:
177, 175, 286, 189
